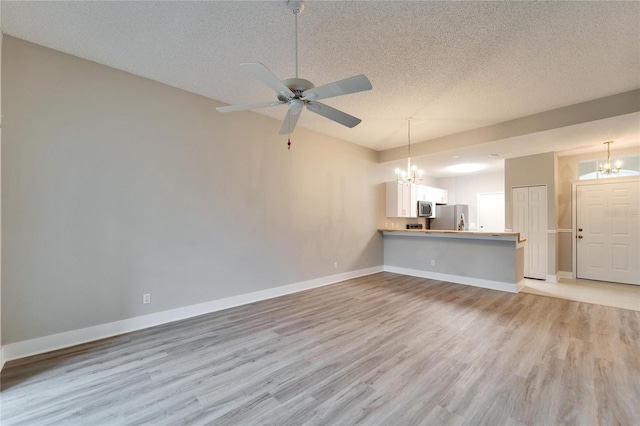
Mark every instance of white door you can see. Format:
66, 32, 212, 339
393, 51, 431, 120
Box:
576, 180, 639, 285
513, 186, 547, 280
477, 192, 505, 232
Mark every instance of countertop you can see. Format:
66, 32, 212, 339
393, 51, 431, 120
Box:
378, 228, 526, 243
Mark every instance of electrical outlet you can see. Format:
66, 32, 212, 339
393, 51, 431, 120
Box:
431, 260, 436, 266
333, 261, 338, 269
142, 293, 151, 304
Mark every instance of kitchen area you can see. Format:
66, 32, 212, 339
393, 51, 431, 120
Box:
380, 181, 525, 293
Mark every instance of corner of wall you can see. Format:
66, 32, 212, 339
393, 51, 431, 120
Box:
1, 30, 4, 368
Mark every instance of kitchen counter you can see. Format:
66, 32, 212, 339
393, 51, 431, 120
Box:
378, 228, 526, 243
380, 228, 525, 293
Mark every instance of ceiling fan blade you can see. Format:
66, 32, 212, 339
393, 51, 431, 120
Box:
306, 101, 362, 128
301, 74, 372, 101
216, 100, 285, 113
279, 104, 303, 135
240, 62, 295, 99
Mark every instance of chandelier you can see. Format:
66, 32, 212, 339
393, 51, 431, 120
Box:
597, 141, 622, 177
395, 119, 423, 184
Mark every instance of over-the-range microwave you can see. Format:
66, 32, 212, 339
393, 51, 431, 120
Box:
417, 200, 436, 218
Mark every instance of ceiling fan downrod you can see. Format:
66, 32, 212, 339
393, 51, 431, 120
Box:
287, 0, 305, 79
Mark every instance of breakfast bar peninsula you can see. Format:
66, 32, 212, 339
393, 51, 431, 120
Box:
379, 229, 526, 293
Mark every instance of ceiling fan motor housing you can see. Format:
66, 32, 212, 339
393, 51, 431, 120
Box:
279, 77, 315, 101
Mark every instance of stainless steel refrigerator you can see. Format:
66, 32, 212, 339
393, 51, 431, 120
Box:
430, 204, 469, 231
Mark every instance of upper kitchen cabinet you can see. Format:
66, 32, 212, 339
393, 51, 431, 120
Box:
385, 183, 448, 217
425, 186, 448, 205
415, 184, 448, 205
386, 182, 414, 217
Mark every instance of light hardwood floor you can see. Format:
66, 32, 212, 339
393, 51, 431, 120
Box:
2, 272, 639, 425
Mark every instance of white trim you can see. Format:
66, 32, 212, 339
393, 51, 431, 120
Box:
547, 229, 557, 234
0, 347, 5, 372
557, 229, 572, 233
572, 182, 577, 279
558, 271, 575, 280
2, 266, 383, 362
383, 265, 519, 293
546, 274, 558, 283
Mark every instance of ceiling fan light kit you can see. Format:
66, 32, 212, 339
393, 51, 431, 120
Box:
216, 0, 372, 144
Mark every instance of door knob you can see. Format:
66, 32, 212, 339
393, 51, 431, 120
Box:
578, 228, 583, 232
578, 235, 583, 239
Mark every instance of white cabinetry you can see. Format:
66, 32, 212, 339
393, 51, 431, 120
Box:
424, 186, 448, 205
414, 185, 428, 202
386, 182, 415, 217
385, 183, 449, 217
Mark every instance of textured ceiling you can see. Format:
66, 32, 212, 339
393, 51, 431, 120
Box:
2, 1, 639, 168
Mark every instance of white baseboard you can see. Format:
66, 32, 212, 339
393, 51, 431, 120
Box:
0, 346, 5, 372
546, 274, 558, 283
2, 266, 383, 363
557, 271, 575, 280
383, 265, 519, 293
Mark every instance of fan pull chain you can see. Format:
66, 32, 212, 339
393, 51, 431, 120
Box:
287, 109, 292, 150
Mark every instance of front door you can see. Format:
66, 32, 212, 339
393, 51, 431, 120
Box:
576, 180, 639, 285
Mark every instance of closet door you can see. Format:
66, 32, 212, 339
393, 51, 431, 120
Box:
527, 186, 548, 280
512, 186, 547, 280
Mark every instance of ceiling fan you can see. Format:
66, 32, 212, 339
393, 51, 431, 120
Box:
216, 0, 372, 135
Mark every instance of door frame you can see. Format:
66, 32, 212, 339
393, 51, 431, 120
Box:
571, 176, 640, 281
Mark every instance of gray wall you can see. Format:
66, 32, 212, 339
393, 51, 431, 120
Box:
1, 36, 385, 344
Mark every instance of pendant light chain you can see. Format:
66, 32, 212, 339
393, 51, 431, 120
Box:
394, 118, 423, 184
408, 119, 411, 158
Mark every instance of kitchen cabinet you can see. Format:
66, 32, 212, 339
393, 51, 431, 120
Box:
424, 186, 448, 205
386, 182, 449, 217
386, 182, 415, 217
414, 185, 429, 202
413, 185, 448, 205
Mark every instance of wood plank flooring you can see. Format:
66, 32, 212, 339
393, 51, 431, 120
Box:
2, 272, 639, 425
